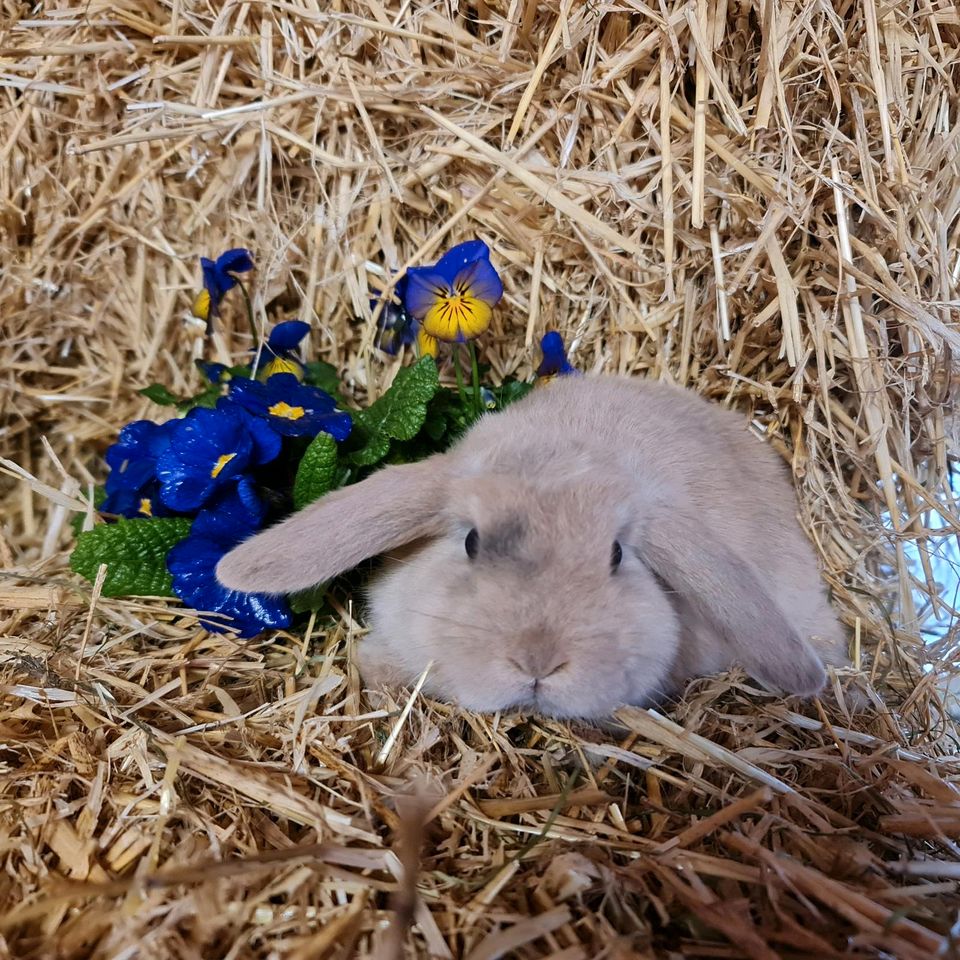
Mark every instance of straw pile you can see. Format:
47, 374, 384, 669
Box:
1, 1, 959, 956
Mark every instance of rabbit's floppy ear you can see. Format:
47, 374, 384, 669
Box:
216, 456, 450, 594
634, 507, 827, 696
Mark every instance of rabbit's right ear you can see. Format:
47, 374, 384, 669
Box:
216, 457, 450, 594
634, 506, 827, 697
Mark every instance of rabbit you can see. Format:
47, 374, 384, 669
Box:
216, 375, 848, 719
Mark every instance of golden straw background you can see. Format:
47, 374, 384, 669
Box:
1, 1, 959, 956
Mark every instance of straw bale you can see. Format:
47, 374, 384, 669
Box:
1, 1, 960, 956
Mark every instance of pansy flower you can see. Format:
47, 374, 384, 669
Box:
536, 331, 578, 381
168, 479, 291, 637
227, 373, 352, 441
155, 404, 281, 512
257, 320, 310, 382
372, 297, 418, 356
191, 248, 254, 327
402, 240, 503, 343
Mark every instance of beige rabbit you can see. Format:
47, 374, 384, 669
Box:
216, 375, 847, 719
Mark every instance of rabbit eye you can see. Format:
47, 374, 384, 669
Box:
611, 540, 623, 572
465, 528, 480, 559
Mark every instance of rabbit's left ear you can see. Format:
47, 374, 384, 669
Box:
216, 456, 451, 595
632, 506, 827, 696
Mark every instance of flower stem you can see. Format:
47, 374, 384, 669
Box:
453, 344, 468, 406
468, 341, 481, 419
235, 279, 260, 371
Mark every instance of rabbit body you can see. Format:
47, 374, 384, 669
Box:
217, 375, 846, 719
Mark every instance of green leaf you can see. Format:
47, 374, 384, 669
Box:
70, 517, 192, 597
177, 382, 222, 411
492, 379, 534, 409
302, 361, 347, 404
139, 384, 181, 406
288, 582, 330, 615
348, 357, 440, 467
292, 431, 340, 510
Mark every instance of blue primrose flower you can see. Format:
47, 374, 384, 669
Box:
536, 331, 579, 380
155, 404, 281, 512
101, 420, 174, 517
401, 240, 503, 351
197, 361, 230, 385
257, 320, 310, 382
227, 373, 352, 441
167, 480, 291, 637
101, 483, 171, 519
105, 420, 170, 492
191, 248, 254, 326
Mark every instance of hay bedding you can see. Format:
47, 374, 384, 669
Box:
0, 0, 959, 956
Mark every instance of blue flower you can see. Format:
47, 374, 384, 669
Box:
257, 320, 310, 382
155, 404, 281, 511
401, 240, 503, 344
372, 297, 417, 356
197, 361, 231, 385
191, 248, 254, 326
227, 373, 352, 441
101, 484, 170, 519
168, 480, 291, 637
104, 420, 169, 491
536, 331, 578, 380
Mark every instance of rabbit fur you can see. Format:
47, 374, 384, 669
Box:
216, 375, 847, 719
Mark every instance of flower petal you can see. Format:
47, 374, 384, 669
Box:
536, 331, 578, 378
454, 257, 503, 306
190, 480, 264, 545
433, 240, 489, 284
267, 320, 310, 352
402, 269, 451, 320
192, 288, 211, 321
168, 536, 291, 637
417, 329, 438, 358
198, 361, 229, 384
422, 295, 492, 342
215, 248, 255, 276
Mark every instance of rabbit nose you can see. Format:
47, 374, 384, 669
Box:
508, 637, 569, 683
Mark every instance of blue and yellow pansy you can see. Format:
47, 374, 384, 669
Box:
401, 240, 503, 346
191, 248, 254, 327
257, 320, 310, 382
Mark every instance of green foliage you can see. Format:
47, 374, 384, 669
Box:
347, 357, 441, 467
139, 383, 180, 406
302, 361, 347, 405
288, 582, 330, 615
492, 379, 534, 409
70, 517, 192, 597
140, 381, 224, 412
292, 431, 340, 510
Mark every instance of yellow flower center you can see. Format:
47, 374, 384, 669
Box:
139, 498, 153, 517
210, 452, 237, 478
258, 357, 302, 382
422, 293, 492, 342
268, 401, 306, 420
